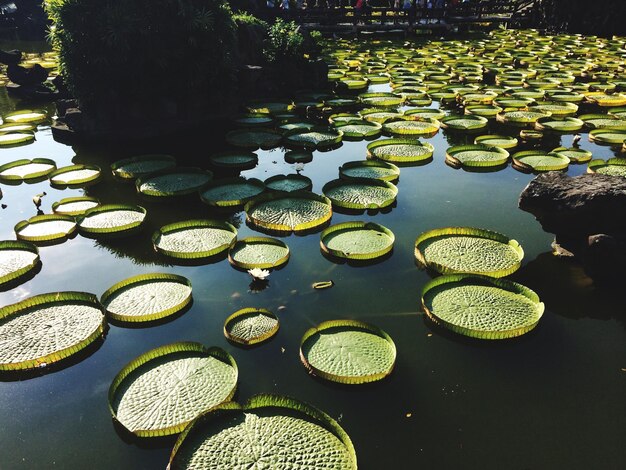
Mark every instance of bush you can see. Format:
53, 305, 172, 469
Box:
232, 11, 268, 29
263, 19, 305, 65
45, 0, 238, 114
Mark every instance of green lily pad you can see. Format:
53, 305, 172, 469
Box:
551, 147, 593, 163
208, 151, 258, 171
283, 127, 342, 150
339, 160, 400, 182
51, 197, 100, 216
200, 177, 265, 208
284, 150, 313, 164
0, 292, 105, 371
225, 128, 282, 150
101, 273, 192, 323
245, 192, 332, 232
446, 144, 510, 168
0, 132, 35, 147
421, 274, 544, 339
49, 164, 101, 188
136, 168, 213, 198
15, 215, 77, 243
367, 138, 434, 163
264, 174, 312, 193
77, 204, 146, 237
111, 155, 176, 180
224, 308, 279, 345
3, 109, 47, 124
512, 151, 570, 172
474, 134, 518, 149
300, 320, 396, 384
383, 118, 440, 136
359, 92, 403, 108
441, 115, 488, 131
228, 237, 290, 270
0, 158, 56, 182
322, 178, 398, 210
320, 221, 395, 261
535, 116, 584, 132
0, 240, 39, 288
334, 120, 382, 139
588, 129, 626, 144
404, 108, 446, 120
415, 227, 524, 277
109, 342, 238, 437
168, 394, 357, 469
587, 158, 626, 177
359, 109, 404, 124
152, 220, 237, 260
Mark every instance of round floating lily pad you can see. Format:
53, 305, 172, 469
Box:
446, 144, 510, 168
111, 155, 176, 180
284, 150, 313, 164
587, 158, 626, 177
264, 174, 313, 192
367, 138, 434, 163
15, 214, 76, 243
497, 110, 550, 126
228, 237, 290, 270
246, 102, 294, 115
320, 221, 394, 260
77, 204, 146, 237
153, 220, 237, 260
168, 394, 357, 469
51, 196, 100, 216
233, 113, 274, 127
359, 109, 404, 124
383, 118, 440, 136
208, 151, 258, 171
512, 151, 570, 172
0, 123, 35, 133
474, 134, 518, 149
322, 178, 398, 210
109, 342, 238, 437
136, 167, 212, 198
0, 132, 35, 147
359, 92, 403, 108
3, 109, 47, 124
535, 116, 584, 132
278, 121, 316, 132
49, 164, 101, 187
339, 160, 400, 182
200, 177, 265, 208
415, 227, 524, 278
0, 240, 39, 288
404, 108, 446, 120
441, 115, 488, 131
0, 158, 56, 182
0, 292, 105, 371
300, 319, 396, 384
283, 127, 342, 149
588, 129, 626, 144
224, 308, 279, 345
101, 273, 192, 323
551, 147, 592, 163
464, 104, 503, 118
245, 192, 332, 232
225, 128, 282, 150
421, 274, 544, 340
329, 113, 361, 124
334, 120, 382, 139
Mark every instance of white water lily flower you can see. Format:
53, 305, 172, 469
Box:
247, 268, 270, 280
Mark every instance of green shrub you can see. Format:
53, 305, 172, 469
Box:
45, 0, 237, 114
263, 19, 305, 65
232, 11, 268, 29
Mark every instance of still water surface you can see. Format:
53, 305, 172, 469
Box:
0, 40, 624, 470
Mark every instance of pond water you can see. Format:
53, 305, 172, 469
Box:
0, 34, 625, 469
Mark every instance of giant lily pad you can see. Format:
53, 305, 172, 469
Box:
225, 128, 282, 150
264, 174, 312, 193
383, 118, 440, 136
111, 155, 176, 180
224, 308, 279, 345
0, 158, 56, 182
0, 292, 105, 371
199, 177, 265, 208
228, 237, 290, 269
283, 127, 342, 150
153, 219, 237, 260
101, 273, 192, 323
3, 109, 47, 124
15, 215, 77, 243
334, 120, 382, 140
587, 158, 626, 177
339, 160, 400, 182
367, 138, 434, 163
77, 204, 146, 238
51, 197, 100, 216
0, 132, 35, 147
415, 227, 524, 277
551, 147, 592, 163
300, 319, 396, 384
322, 178, 398, 210
440, 115, 488, 131
535, 116, 584, 132
446, 144, 510, 168
109, 342, 238, 437
0, 240, 39, 288
49, 164, 101, 188
320, 221, 395, 261
168, 394, 357, 469
421, 274, 544, 339
208, 151, 258, 171
588, 129, 626, 144
474, 134, 518, 149
512, 151, 570, 172
136, 168, 212, 198
245, 192, 332, 232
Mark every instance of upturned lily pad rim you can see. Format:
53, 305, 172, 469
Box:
49, 164, 102, 188
135, 167, 213, 197
534, 116, 584, 132
168, 394, 357, 469
551, 147, 593, 163
152, 219, 237, 260
110, 154, 176, 180
474, 134, 519, 149
108, 342, 238, 437
300, 319, 396, 384
223, 307, 279, 346
228, 237, 290, 270
51, 196, 100, 216
588, 129, 626, 144
512, 150, 570, 172
440, 114, 489, 130
0, 291, 105, 371
404, 108, 446, 120
207, 151, 258, 170
225, 128, 283, 150
587, 157, 626, 173
283, 126, 343, 150
359, 108, 404, 123
264, 173, 313, 192
358, 91, 404, 107
382, 117, 441, 136
0, 240, 39, 287
3, 109, 47, 124
421, 274, 545, 340
14, 214, 77, 243
76, 204, 147, 236
322, 178, 398, 210
100, 273, 192, 323
244, 191, 333, 233
199, 177, 265, 208
320, 221, 395, 261
367, 138, 435, 163
284, 150, 313, 164
414, 226, 524, 278
0, 158, 56, 181
334, 120, 383, 139
339, 160, 400, 182
446, 144, 510, 168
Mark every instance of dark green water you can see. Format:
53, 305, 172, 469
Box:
0, 42, 625, 470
